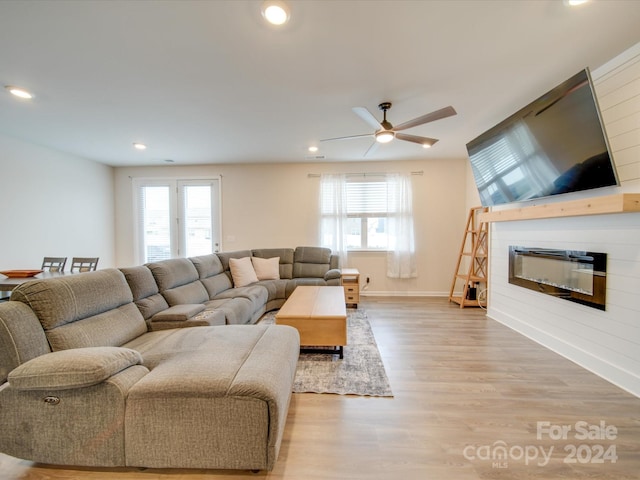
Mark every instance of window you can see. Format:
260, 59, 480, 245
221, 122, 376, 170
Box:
133, 178, 221, 263
343, 180, 389, 250
320, 173, 417, 278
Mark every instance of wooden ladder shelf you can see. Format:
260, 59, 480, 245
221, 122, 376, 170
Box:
449, 206, 488, 308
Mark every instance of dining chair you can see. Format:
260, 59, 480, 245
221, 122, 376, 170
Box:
41, 256, 67, 273
70, 257, 99, 273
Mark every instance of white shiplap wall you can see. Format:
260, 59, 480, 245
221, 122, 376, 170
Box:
487, 42, 640, 397
594, 43, 640, 187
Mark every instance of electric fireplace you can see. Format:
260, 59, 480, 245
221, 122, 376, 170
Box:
508, 246, 607, 310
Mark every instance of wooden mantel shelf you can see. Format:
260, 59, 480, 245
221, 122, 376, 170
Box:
480, 193, 640, 223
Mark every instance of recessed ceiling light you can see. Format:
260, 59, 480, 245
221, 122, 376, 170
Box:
564, 0, 589, 6
422, 144, 432, 149
5, 85, 33, 99
261, 1, 290, 25
308, 146, 318, 153
133, 142, 147, 150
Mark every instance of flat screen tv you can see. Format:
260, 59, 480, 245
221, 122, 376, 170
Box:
466, 68, 619, 207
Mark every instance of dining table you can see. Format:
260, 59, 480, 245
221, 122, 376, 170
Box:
0, 271, 77, 295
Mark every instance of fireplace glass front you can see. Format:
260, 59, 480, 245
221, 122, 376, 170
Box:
508, 246, 607, 310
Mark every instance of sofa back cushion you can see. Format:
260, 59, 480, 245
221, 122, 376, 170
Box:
216, 250, 253, 272
11, 269, 147, 351
0, 301, 51, 383
252, 248, 294, 279
190, 254, 224, 278
190, 254, 234, 298
147, 258, 208, 306
293, 246, 333, 278
120, 266, 170, 319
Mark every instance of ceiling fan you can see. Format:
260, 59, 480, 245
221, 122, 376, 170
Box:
321, 102, 457, 156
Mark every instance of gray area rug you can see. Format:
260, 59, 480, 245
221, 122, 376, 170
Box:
260, 309, 393, 397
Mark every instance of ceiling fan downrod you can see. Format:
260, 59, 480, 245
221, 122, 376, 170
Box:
375, 102, 395, 143
378, 102, 393, 130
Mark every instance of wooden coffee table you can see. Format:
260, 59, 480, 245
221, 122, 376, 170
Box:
275, 286, 347, 358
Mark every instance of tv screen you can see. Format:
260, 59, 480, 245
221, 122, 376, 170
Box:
466, 69, 619, 207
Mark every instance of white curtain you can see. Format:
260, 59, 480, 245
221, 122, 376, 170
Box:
319, 173, 349, 267
386, 173, 417, 278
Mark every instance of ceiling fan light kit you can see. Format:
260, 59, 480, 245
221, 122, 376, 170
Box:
321, 101, 456, 156
375, 131, 394, 143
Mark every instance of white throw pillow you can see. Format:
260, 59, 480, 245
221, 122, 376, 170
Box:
229, 256, 259, 287
252, 256, 280, 280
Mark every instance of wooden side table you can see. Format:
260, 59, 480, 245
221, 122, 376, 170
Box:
340, 268, 360, 308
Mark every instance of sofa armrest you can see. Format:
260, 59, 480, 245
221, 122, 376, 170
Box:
150, 303, 205, 322
7, 347, 143, 391
324, 268, 342, 281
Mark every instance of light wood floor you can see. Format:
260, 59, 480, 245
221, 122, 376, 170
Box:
1, 297, 639, 479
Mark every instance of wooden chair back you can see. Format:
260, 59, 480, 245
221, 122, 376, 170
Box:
70, 257, 99, 273
41, 256, 67, 273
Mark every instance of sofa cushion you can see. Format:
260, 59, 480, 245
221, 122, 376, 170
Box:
11, 269, 147, 351
216, 250, 253, 272
214, 285, 268, 314
120, 265, 170, 319
206, 297, 254, 325
162, 282, 209, 306
190, 254, 225, 278
252, 248, 294, 279
256, 279, 288, 303
229, 257, 259, 287
148, 258, 209, 306
120, 266, 158, 301
8, 347, 143, 391
251, 256, 280, 280
200, 273, 234, 298
122, 324, 299, 470
294, 246, 332, 264
147, 258, 200, 291
293, 246, 333, 278
47, 303, 148, 351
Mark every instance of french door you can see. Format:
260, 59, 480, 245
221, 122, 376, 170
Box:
134, 178, 221, 263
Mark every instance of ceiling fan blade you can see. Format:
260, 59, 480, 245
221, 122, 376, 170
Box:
392, 106, 457, 132
320, 133, 374, 142
396, 132, 439, 147
363, 141, 380, 157
352, 107, 383, 130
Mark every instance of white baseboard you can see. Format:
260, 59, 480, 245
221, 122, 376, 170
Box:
359, 291, 448, 297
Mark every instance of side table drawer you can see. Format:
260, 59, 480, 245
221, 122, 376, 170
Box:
344, 285, 359, 304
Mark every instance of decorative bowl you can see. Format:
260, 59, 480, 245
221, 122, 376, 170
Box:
0, 270, 44, 278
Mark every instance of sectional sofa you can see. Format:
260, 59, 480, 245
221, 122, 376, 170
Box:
0, 246, 340, 471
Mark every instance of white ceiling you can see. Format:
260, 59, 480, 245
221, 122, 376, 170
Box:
0, 0, 639, 167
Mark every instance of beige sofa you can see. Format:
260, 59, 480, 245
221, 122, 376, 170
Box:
0, 246, 339, 471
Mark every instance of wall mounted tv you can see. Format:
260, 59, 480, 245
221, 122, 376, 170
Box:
466, 68, 619, 207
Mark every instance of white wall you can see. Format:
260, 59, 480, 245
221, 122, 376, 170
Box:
0, 133, 115, 269
114, 158, 469, 296
487, 42, 640, 397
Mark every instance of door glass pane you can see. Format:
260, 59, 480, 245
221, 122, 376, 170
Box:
142, 186, 171, 262
183, 185, 213, 257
